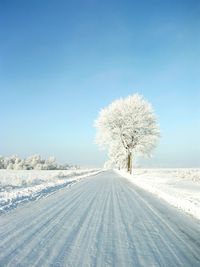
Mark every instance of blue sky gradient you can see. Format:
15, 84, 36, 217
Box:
0, 0, 199, 167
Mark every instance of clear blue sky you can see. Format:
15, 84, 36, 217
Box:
0, 0, 199, 167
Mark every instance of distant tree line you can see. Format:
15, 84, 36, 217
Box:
0, 155, 78, 170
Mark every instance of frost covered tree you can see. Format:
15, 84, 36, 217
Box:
45, 156, 57, 170
0, 156, 4, 169
108, 143, 127, 170
0, 155, 73, 170
95, 94, 160, 174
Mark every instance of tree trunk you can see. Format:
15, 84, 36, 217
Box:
127, 152, 132, 174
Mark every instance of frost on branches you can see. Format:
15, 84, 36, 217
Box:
0, 155, 76, 170
95, 94, 160, 173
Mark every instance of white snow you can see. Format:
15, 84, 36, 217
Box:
0, 169, 100, 212
0, 170, 200, 266
116, 168, 200, 220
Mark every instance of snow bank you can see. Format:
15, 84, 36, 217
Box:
116, 168, 200, 220
0, 169, 100, 213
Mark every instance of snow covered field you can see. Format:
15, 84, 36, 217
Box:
116, 168, 200, 220
0, 169, 100, 213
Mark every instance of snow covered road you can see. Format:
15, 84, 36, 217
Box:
0, 171, 200, 267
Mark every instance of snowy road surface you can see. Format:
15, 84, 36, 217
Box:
0, 171, 200, 267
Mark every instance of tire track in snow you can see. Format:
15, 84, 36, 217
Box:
33, 178, 102, 267
118, 177, 200, 266
0, 181, 89, 256
6, 186, 94, 266
0, 179, 95, 266
117, 178, 181, 266
0, 171, 200, 267
0, 179, 88, 239
68, 181, 110, 266
123, 178, 200, 264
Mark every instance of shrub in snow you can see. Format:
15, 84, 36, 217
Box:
95, 94, 160, 173
0, 155, 76, 170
